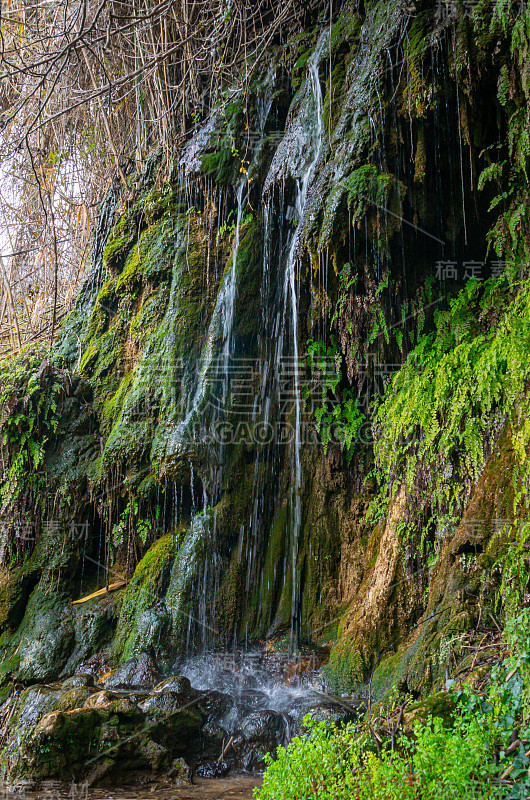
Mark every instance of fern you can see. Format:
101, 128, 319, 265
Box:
306, 338, 365, 460
0, 345, 66, 544
373, 276, 530, 534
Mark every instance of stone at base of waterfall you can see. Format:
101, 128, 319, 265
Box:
235, 689, 269, 714
287, 695, 366, 735
200, 719, 227, 748
104, 652, 161, 688
194, 759, 230, 778
57, 686, 94, 709
0, 662, 325, 784
232, 710, 288, 771
150, 675, 193, 694
168, 757, 193, 785
0, 673, 211, 785
17, 613, 75, 681
16, 701, 199, 783
197, 689, 234, 719
401, 692, 456, 733
61, 673, 95, 689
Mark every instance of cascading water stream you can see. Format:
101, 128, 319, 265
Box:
273, 31, 328, 651
240, 30, 330, 647
221, 182, 246, 407
170, 180, 247, 445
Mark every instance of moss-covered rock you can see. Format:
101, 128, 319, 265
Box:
402, 692, 457, 733
112, 534, 179, 662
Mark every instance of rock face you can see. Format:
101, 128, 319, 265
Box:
0, 0, 527, 782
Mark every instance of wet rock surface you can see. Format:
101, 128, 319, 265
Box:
0, 646, 362, 787
104, 653, 161, 689
233, 710, 289, 771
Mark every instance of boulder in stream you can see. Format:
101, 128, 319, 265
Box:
232, 709, 289, 771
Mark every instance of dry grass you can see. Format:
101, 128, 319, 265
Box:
0, 0, 324, 353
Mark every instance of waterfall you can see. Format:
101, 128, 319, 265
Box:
236, 30, 330, 648
287, 37, 325, 648
268, 31, 328, 650
168, 180, 247, 448
221, 182, 246, 406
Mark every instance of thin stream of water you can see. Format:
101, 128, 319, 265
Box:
170, 181, 247, 444
275, 30, 328, 650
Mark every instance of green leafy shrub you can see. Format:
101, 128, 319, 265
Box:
255, 710, 503, 800
258, 612, 530, 800
255, 718, 361, 800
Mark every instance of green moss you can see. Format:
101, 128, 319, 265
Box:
102, 372, 134, 434
291, 49, 313, 91
317, 165, 405, 253
129, 290, 168, 347
200, 100, 246, 184
253, 503, 289, 635
75, 202, 195, 493
320, 13, 362, 134
100, 419, 153, 476
324, 636, 365, 694
414, 124, 427, 184
21, 708, 103, 779
232, 216, 263, 339
401, 10, 436, 118
0, 685, 12, 706
139, 184, 181, 223
0, 564, 39, 634
322, 60, 348, 133
201, 148, 238, 185
403, 692, 457, 731
115, 239, 143, 293
115, 220, 176, 294
79, 329, 124, 382
369, 650, 404, 701
328, 9, 361, 52
112, 533, 179, 662
103, 233, 132, 273
214, 537, 244, 637
0, 653, 21, 683
137, 473, 158, 502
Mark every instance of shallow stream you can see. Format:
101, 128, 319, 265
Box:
4, 777, 262, 800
